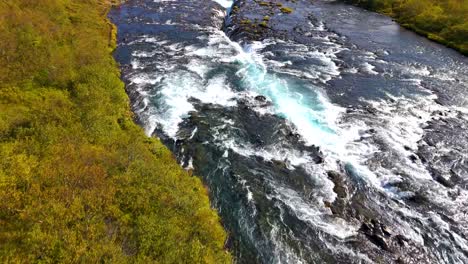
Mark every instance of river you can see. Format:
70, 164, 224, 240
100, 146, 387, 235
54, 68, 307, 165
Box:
109, 0, 468, 263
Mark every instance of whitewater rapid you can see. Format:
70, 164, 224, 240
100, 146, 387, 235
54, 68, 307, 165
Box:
110, 0, 468, 262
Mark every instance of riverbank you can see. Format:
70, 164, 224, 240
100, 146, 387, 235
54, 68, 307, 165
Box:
0, 0, 230, 262
341, 0, 468, 55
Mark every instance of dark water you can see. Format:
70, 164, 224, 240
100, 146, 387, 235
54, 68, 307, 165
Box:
110, 0, 468, 263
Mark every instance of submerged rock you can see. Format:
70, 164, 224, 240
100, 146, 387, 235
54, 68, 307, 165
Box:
254, 95, 267, 101
226, 0, 321, 44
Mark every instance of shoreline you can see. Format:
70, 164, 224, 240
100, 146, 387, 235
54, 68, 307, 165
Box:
341, 0, 468, 56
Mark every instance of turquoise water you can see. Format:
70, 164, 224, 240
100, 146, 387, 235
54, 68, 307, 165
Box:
235, 45, 345, 153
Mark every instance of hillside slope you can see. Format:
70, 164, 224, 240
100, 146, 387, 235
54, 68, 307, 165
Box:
0, 0, 231, 262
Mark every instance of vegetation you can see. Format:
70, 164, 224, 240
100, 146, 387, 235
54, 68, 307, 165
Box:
342, 0, 468, 55
259, 21, 269, 28
0, 0, 231, 262
280, 7, 294, 14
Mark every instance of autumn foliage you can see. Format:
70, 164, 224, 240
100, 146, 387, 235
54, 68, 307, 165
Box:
0, 0, 231, 262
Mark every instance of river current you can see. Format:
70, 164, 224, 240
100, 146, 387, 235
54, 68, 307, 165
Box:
110, 0, 468, 263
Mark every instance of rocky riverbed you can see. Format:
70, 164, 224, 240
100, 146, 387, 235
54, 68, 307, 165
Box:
110, 0, 468, 262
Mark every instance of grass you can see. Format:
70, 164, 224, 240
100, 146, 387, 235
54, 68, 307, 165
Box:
0, 0, 231, 262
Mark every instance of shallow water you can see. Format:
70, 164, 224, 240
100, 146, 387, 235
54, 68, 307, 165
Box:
110, 0, 468, 263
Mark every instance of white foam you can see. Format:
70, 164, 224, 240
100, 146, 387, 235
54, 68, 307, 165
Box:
128, 29, 244, 137
189, 127, 198, 139
361, 62, 378, 75
404, 64, 431, 76
269, 223, 306, 264
186, 59, 211, 78
132, 50, 159, 58
257, 40, 344, 83
322, 240, 374, 263
272, 186, 360, 239
130, 74, 161, 85
131, 59, 143, 69
185, 157, 194, 170
156, 73, 237, 138
307, 21, 326, 32
211, 0, 233, 8
211, 128, 314, 169
232, 42, 353, 158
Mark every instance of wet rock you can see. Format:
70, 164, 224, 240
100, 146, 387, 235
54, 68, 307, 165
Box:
434, 174, 455, 188
406, 192, 429, 205
382, 225, 393, 237
409, 154, 418, 163
373, 235, 390, 251
315, 152, 324, 164
327, 170, 341, 181
327, 171, 348, 199
360, 219, 393, 251
395, 234, 409, 247
365, 106, 378, 115
272, 159, 288, 169
226, 0, 321, 44
356, 216, 432, 261
359, 221, 373, 234
418, 116, 468, 189
253, 134, 265, 146
323, 200, 332, 209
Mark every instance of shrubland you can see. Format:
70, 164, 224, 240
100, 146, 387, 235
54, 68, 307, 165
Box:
0, 0, 231, 262
342, 0, 468, 55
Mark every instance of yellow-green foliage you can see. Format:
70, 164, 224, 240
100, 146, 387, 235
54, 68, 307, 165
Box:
0, 0, 231, 263
280, 7, 294, 14
343, 0, 468, 55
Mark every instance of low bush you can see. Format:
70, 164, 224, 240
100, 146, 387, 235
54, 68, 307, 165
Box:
0, 0, 231, 262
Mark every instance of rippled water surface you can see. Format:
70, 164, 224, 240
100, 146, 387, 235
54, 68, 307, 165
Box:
110, 0, 468, 263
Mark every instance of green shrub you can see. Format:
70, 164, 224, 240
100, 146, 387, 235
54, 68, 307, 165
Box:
0, 0, 231, 262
